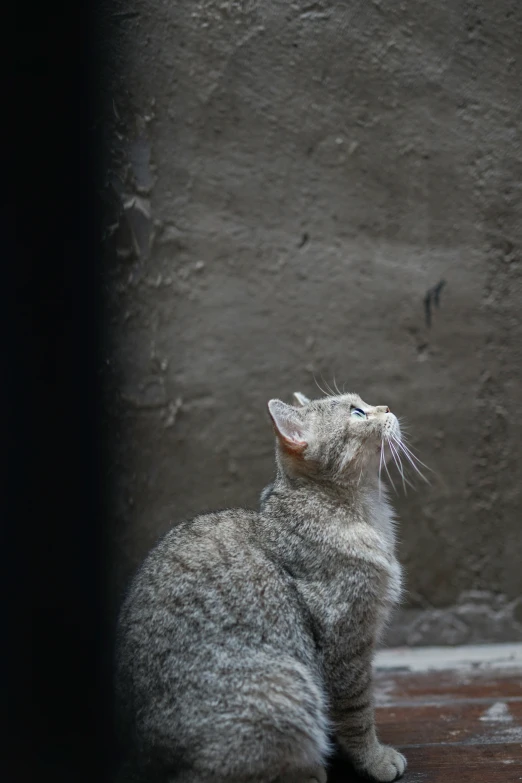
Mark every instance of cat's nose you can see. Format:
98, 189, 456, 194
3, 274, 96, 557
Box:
376, 406, 390, 414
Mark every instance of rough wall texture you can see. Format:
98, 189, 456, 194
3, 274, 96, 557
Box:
102, 0, 522, 644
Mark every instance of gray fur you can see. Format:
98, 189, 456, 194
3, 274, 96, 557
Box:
259, 481, 274, 508
115, 392, 407, 782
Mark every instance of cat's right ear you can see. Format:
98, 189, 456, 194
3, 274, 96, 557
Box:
268, 399, 307, 453
292, 391, 310, 407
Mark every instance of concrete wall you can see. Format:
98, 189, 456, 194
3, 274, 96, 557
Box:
103, 0, 522, 644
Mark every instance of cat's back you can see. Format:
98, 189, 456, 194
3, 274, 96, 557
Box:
125, 508, 261, 602
116, 508, 315, 699
119, 508, 279, 637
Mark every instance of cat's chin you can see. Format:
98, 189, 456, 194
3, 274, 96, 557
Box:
362, 449, 384, 468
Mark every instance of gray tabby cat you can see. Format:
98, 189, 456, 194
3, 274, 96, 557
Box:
115, 391, 407, 783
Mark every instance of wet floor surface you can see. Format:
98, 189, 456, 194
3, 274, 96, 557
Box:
328, 645, 522, 782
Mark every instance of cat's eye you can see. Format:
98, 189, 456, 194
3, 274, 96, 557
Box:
350, 407, 366, 419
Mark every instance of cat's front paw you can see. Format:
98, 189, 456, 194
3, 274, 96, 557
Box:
359, 744, 406, 782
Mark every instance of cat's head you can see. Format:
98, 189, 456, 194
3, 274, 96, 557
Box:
267, 391, 401, 485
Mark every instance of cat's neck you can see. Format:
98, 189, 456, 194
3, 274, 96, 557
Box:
259, 470, 398, 561
263, 469, 391, 525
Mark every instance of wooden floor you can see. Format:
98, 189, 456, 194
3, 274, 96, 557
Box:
327, 644, 522, 782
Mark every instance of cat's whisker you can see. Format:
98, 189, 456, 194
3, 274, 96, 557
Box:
389, 442, 415, 489
388, 440, 407, 494
322, 376, 336, 397
378, 440, 384, 497
313, 375, 333, 399
394, 444, 414, 490
388, 440, 406, 490
394, 437, 433, 473
392, 437, 431, 485
383, 445, 399, 495
314, 380, 327, 398
333, 377, 342, 396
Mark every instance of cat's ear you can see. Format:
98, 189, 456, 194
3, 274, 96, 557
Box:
268, 399, 307, 452
292, 392, 310, 407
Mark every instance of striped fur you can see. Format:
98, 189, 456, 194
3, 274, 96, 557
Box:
115, 392, 407, 782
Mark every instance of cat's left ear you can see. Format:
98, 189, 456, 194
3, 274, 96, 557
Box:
293, 392, 310, 407
268, 399, 308, 453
